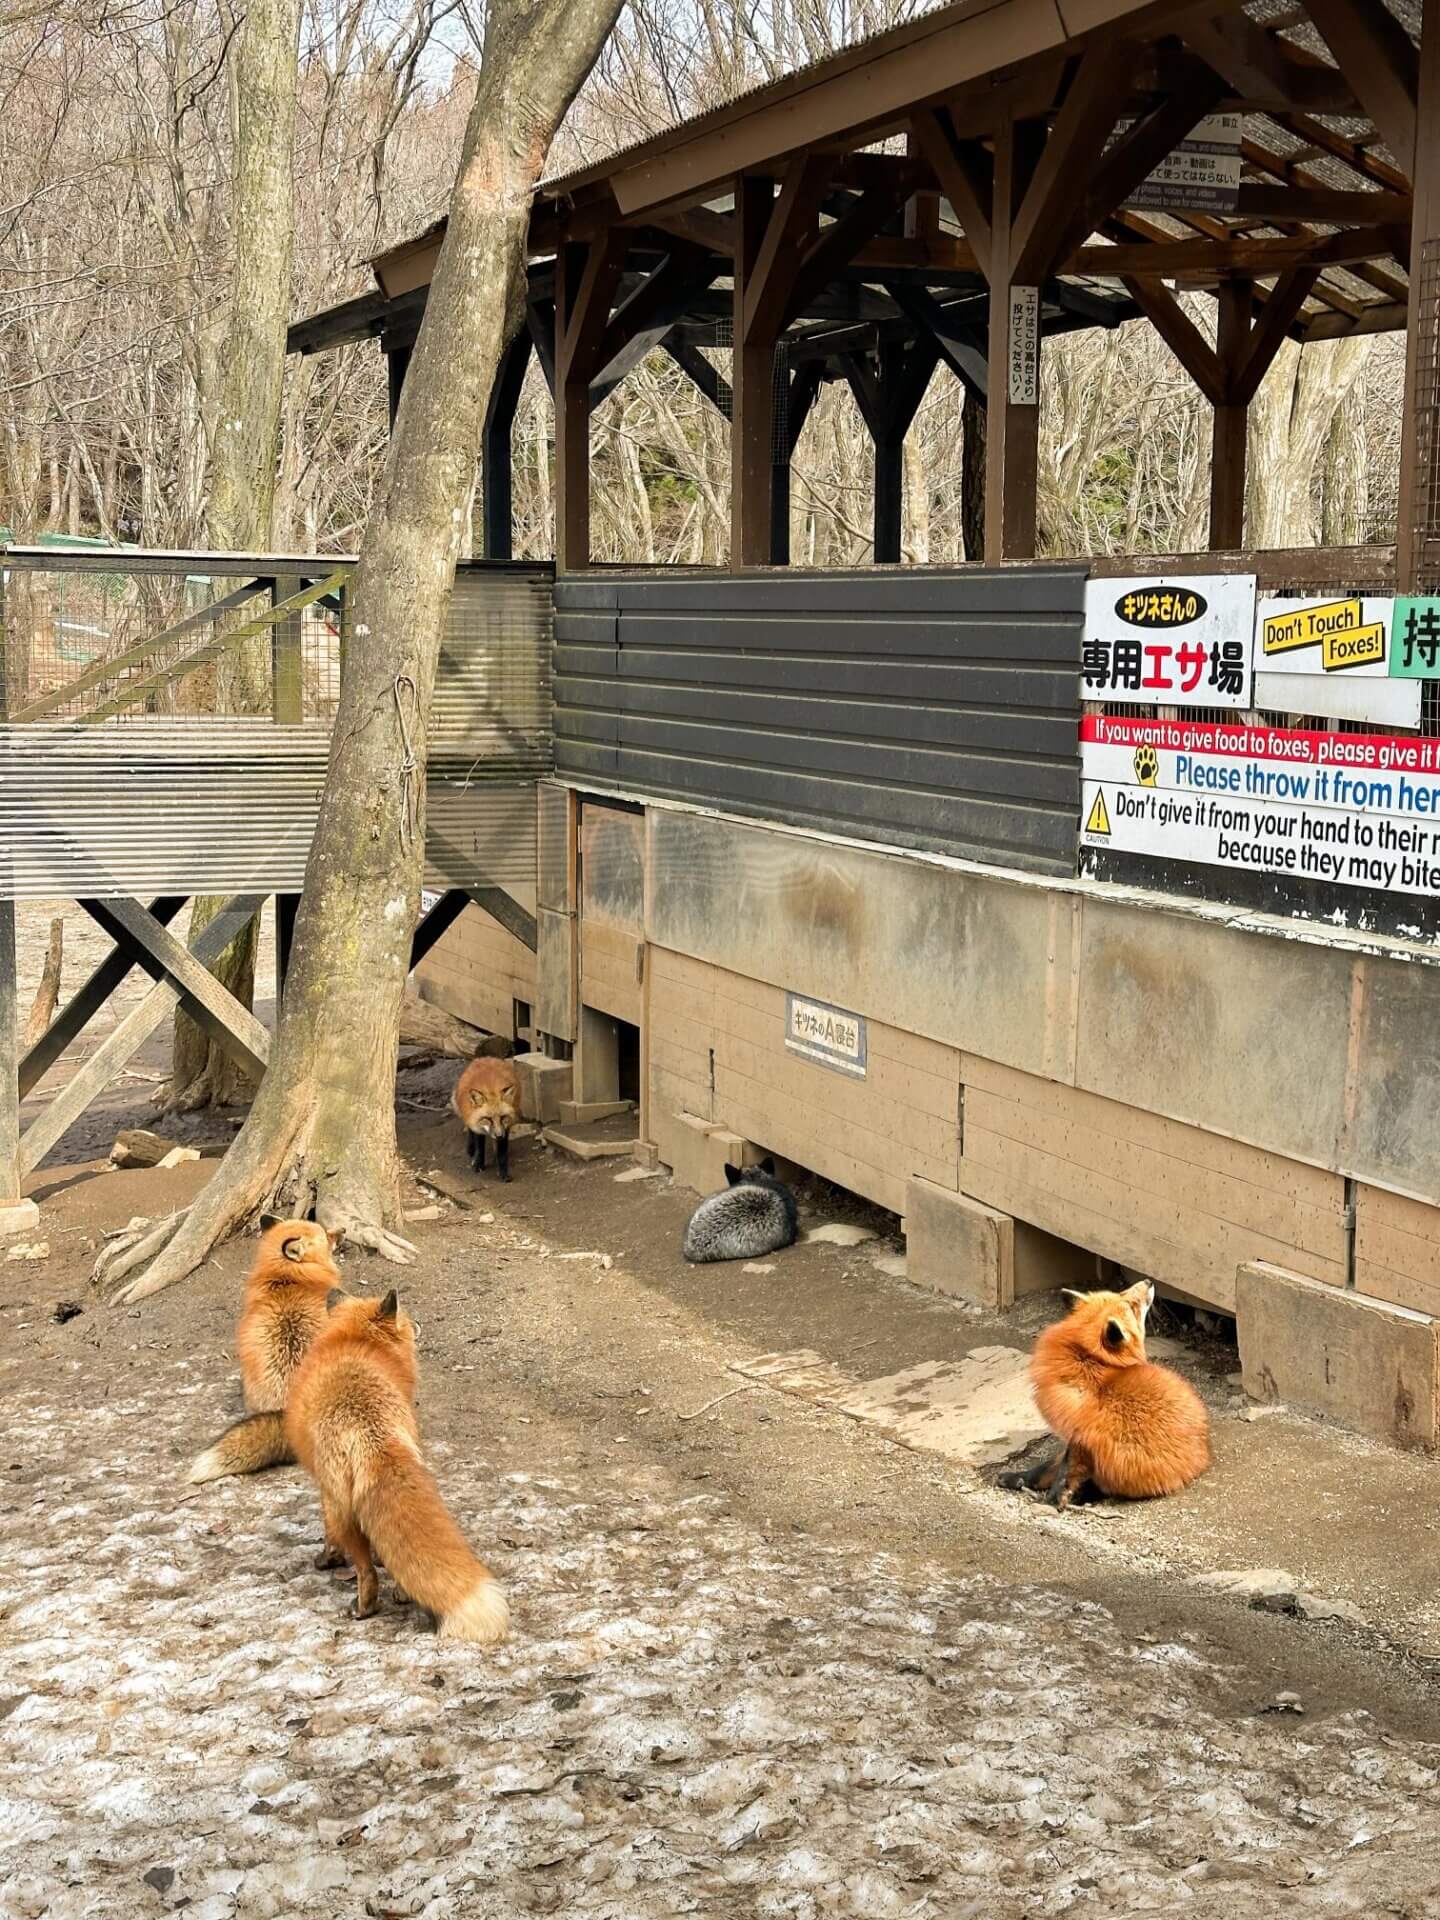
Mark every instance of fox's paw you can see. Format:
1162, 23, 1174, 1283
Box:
439, 1579, 510, 1646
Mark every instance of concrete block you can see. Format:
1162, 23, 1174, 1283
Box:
656, 1111, 761, 1197
903, 1180, 1014, 1309
512, 1051, 573, 1126
0, 1198, 40, 1240
631, 1140, 660, 1171
542, 1125, 638, 1162
1236, 1260, 1440, 1451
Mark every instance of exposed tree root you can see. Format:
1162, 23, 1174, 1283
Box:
95, 1082, 415, 1304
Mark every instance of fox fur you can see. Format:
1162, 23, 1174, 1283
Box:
452, 1053, 521, 1181
188, 1219, 342, 1485
284, 1290, 510, 1645
681, 1158, 799, 1264
1002, 1281, 1211, 1507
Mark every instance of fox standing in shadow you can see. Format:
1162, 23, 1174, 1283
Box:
682, 1158, 799, 1264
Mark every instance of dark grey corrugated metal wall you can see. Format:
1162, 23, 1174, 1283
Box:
553, 568, 1084, 875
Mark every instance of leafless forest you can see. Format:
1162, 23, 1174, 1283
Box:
0, 0, 1404, 570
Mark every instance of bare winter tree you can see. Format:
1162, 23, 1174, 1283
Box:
164, 0, 305, 1115
100, 0, 626, 1300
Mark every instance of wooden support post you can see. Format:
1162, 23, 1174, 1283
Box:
984, 116, 1040, 562
732, 176, 780, 570
482, 328, 531, 561
271, 575, 304, 724
1210, 280, 1250, 550
845, 339, 938, 563
1396, 0, 1440, 591
386, 342, 412, 429
554, 236, 625, 571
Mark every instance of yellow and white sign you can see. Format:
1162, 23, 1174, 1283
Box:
1253, 594, 1419, 729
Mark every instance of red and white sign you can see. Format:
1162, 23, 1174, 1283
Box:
1081, 714, 1440, 899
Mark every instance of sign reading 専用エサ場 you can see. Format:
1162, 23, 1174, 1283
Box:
1080, 714, 1440, 900
784, 992, 867, 1079
1082, 574, 1255, 708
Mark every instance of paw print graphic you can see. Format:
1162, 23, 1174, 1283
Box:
1133, 744, 1159, 787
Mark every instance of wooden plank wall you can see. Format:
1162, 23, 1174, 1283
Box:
648, 948, 960, 1217
958, 1056, 1349, 1311
580, 920, 642, 1026
413, 906, 537, 1039
1354, 1185, 1440, 1316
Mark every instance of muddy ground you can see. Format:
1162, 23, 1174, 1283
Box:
5, 904, 1440, 1916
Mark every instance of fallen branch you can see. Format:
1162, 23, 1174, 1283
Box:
678, 1381, 760, 1422
21, 917, 63, 1050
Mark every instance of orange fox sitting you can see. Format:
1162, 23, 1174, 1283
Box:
188, 1218, 342, 1484
1001, 1280, 1211, 1508
285, 1289, 510, 1645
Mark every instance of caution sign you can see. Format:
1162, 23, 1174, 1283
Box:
1081, 714, 1440, 899
1085, 789, 1112, 836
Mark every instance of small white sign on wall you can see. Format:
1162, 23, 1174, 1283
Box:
1008, 286, 1039, 406
420, 889, 442, 915
785, 992, 867, 1078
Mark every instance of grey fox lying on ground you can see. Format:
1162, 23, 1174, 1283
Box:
682, 1159, 799, 1263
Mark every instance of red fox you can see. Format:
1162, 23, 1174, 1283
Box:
452, 1053, 521, 1181
1001, 1280, 1211, 1508
284, 1289, 510, 1644
188, 1218, 342, 1484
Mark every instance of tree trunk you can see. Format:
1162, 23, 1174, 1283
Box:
164, 0, 302, 1113
101, 0, 626, 1302
1322, 369, 1369, 547
961, 393, 986, 563
1246, 338, 1372, 549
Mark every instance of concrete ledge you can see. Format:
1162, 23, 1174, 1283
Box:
0, 1198, 40, 1240
513, 1052, 573, 1126
1237, 1260, 1440, 1451
558, 1100, 633, 1126
903, 1180, 1014, 1308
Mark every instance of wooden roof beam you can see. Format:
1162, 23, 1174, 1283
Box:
1302, 0, 1417, 181
1181, 11, 1358, 114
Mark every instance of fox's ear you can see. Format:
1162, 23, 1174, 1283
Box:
282, 1235, 306, 1262
1103, 1317, 1127, 1350
325, 1228, 343, 1251
723, 1163, 742, 1186
759, 1155, 776, 1175
378, 1289, 399, 1321
325, 1287, 345, 1312
259, 1213, 282, 1232
1061, 1288, 1088, 1305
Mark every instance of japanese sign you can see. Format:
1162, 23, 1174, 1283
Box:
1124, 113, 1242, 214
420, 889, 442, 915
1082, 574, 1254, 708
1081, 714, 1440, 899
1008, 286, 1038, 405
1253, 594, 1420, 728
785, 992, 867, 1079
1391, 598, 1440, 678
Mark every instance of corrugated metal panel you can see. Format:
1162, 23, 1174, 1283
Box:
553, 568, 1084, 876
1, 559, 554, 900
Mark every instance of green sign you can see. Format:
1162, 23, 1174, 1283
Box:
1391, 597, 1440, 677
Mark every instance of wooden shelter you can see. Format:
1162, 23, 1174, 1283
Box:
290, 0, 1432, 581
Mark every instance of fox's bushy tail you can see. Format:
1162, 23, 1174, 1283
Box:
188, 1411, 292, 1484
355, 1449, 509, 1645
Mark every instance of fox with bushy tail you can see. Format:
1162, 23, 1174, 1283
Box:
1001, 1280, 1210, 1508
285, 1290, 509, 1645
682, 1158, 799, 1264
188, 1218, 342, 1484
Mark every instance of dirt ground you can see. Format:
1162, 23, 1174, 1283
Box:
6, 905, 1440, 1916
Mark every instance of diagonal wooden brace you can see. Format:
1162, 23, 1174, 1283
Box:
80, 898, 271, 1079
20, 894, 268, 1176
